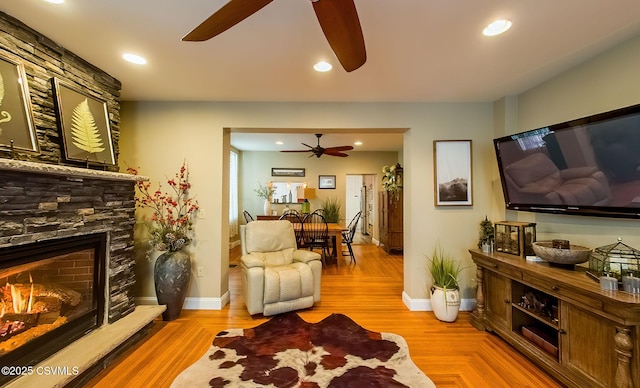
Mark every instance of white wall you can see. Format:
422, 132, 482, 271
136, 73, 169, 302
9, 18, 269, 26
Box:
119, 101, 493, 307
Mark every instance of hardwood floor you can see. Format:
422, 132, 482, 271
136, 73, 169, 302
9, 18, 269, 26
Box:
87, 244, 561, 387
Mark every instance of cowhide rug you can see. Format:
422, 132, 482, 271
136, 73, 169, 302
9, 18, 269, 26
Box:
171, 312, 435, 388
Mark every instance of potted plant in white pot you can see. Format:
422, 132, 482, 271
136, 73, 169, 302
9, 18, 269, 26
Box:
427, 245, 462, 322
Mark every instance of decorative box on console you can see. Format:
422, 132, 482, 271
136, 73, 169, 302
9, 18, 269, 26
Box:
588, 238, 640, 283
494, 221, 536, 258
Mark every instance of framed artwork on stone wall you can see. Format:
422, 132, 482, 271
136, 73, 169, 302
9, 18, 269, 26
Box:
52, 78, 115, 166
0, 50, 39, 153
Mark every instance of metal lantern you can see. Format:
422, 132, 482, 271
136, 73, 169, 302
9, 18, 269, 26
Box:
588, 238, 640, 281
494, 221, 537, 258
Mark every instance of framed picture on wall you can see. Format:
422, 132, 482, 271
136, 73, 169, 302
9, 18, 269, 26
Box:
319, 175, 336, 189
52, 78, 116, 165
0, 50, 39, 153
434, 140, 473, 206
271, 167, 305, 177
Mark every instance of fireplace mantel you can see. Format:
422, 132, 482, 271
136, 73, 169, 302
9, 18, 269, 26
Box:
0, 159, 146, 182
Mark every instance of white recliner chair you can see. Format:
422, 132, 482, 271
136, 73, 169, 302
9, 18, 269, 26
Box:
240, 220, 322, 316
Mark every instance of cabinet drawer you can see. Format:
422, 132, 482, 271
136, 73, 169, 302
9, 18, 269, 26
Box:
521, 273, 603, 311
475, 257, 523, 280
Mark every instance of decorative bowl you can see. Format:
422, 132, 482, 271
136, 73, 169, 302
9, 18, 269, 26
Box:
532, 241, 592, 265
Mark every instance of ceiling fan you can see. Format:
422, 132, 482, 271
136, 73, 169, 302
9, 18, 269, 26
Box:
281, 134, 354, 158
182, 0, 366, 72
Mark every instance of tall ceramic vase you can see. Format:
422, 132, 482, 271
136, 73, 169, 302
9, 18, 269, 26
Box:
154, 250, 191, 321
430, 286, 461, 322
264, 198, 272, 215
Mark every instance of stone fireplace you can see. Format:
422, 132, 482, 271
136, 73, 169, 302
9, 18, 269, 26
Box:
0, 159, 161, 387
0, 10, 164, 386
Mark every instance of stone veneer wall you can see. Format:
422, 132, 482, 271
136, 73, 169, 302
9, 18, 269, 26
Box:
0, 160, 138, 323
0, 11, 121, 169
0, 11, 135, 323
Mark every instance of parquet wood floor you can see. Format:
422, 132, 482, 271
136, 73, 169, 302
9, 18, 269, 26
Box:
86, 244, 561, 387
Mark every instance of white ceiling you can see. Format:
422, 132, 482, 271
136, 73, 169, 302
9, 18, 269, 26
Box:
2, 0, 640, 152
231, 131, 404, 152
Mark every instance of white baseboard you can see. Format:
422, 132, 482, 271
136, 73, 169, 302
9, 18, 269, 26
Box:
402, 291, 476, 312
135, 291, 231, 310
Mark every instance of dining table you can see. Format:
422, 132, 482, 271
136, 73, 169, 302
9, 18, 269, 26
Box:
326, 223, 349, 264
287, 221, 348, 264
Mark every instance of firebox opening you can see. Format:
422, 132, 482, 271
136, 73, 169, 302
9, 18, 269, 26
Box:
0, 233, 106, 385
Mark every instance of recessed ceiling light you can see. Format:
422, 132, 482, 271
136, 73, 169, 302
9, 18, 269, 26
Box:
275, 141, 284, 145
44, 0, 64, 4
313, 61, 332, 72
122, 53, 147, 65
354, 141, 363, 146
483, 19, 512, 36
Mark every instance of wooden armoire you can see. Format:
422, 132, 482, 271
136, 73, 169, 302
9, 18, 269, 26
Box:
378, 190, 403, 252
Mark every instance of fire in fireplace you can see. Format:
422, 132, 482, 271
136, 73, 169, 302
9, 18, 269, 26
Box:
0, 233, 106, 385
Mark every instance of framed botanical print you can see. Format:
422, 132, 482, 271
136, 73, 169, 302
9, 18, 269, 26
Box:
0, 50, 39, 152
434, 140, 473, 206
52, 78, 115, 165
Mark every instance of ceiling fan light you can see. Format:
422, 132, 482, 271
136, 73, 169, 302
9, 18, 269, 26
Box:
483, 19, 512, 36
122, 53, 147, 65
313, 61, 332, 72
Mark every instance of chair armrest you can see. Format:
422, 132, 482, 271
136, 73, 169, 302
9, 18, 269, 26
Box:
241, 254, 265, 269
292, 249, 321, 264
559, 167, 599, 180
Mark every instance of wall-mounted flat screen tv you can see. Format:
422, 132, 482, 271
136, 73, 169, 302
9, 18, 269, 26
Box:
494, 103, 640, 219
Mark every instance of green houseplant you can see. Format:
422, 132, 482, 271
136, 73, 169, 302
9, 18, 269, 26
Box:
427, 245, 462, 322
381, 163, 403, 202
321, 197, 341, 223
478, 216, 494, 252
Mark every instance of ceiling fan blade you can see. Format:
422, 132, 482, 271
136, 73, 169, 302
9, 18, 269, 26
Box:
323, 151, 350, 157
312, 0, 366, 72
281, 150, 313, 153
182, 0, 273, 41
324, 145, 354, 152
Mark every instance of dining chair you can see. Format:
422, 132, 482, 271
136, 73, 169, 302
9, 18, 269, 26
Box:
243, 210, 254, 223
301, 212, 331, 266
342, 211, 361, 264
282, 208, 301, 216
279, 212, 304, 247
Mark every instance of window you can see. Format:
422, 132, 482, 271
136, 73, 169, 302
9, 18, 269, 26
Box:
513, 128, 550, 151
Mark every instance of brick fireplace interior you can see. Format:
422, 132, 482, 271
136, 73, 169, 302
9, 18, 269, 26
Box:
0, 233, 106, 386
